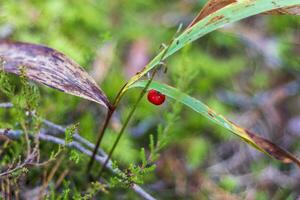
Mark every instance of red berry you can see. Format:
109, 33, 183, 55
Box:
147, 89, 166, 105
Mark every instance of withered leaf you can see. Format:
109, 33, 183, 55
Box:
265, 5, 300, 15
246, 130, 300, 167
187, 0, 237, 29
187, 1, 300, 29
0, 41, 110, 108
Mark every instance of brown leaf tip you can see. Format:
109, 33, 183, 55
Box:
186, 0, 236, 29
245, 130, 300, 167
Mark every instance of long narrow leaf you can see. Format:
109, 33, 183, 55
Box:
187, 0, 300, 28
130, 80, 300, 167
266, 5, 300, 14
186, 0, 236, 29
124, 0, 300, 91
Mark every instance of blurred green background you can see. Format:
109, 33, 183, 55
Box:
1, 0, 300, 199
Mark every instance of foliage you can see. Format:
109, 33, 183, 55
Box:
1, 0, 300, 199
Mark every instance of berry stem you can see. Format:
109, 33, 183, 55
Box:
97, 39, 174, 178
97, 68, 158, 178
90, 25, 181, 177
87, 107, 115, 173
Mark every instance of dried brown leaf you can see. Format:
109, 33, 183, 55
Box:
266, 5, 300, 15
187, 1, 300, 29
0, 41, 110, 108
245, 130, 300, 167
187, 0, 237, 29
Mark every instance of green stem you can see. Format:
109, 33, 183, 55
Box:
87, 107, 115, 173
97, 69, 158, 178
92, 27, 179, 177
87, 81, 134, 173
87, 80, 134, 173
97, 38, 174, 177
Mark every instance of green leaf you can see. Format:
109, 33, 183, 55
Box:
129, 80, 300, 167
124, 0, 300, 90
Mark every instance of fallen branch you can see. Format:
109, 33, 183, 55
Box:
0, 127, 156, 200
0, 103, 13, 108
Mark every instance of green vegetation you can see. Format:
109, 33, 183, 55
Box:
1, 1, 300, 199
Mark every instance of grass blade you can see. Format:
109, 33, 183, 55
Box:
187, 0, 300, 29
130, 80, 300, 167
124, 0, 300, 91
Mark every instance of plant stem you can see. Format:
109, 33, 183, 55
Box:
87, 83, 131, 173
97, 69, 158, 178
87, 107, 115, 173
90, 28, 178, 177
97, 38, 174, 177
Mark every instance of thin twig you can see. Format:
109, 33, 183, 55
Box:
87, 108, 114, 172
42, 118, 106, 156
97, 32, 178, 177
0, 129, 156, 200
39, 156, 64, 199
39, 133, 155, 200
0, 150, 37, 177
0, 102, 13, 108
97, 66, 159, 177
55, 169, 69, 188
